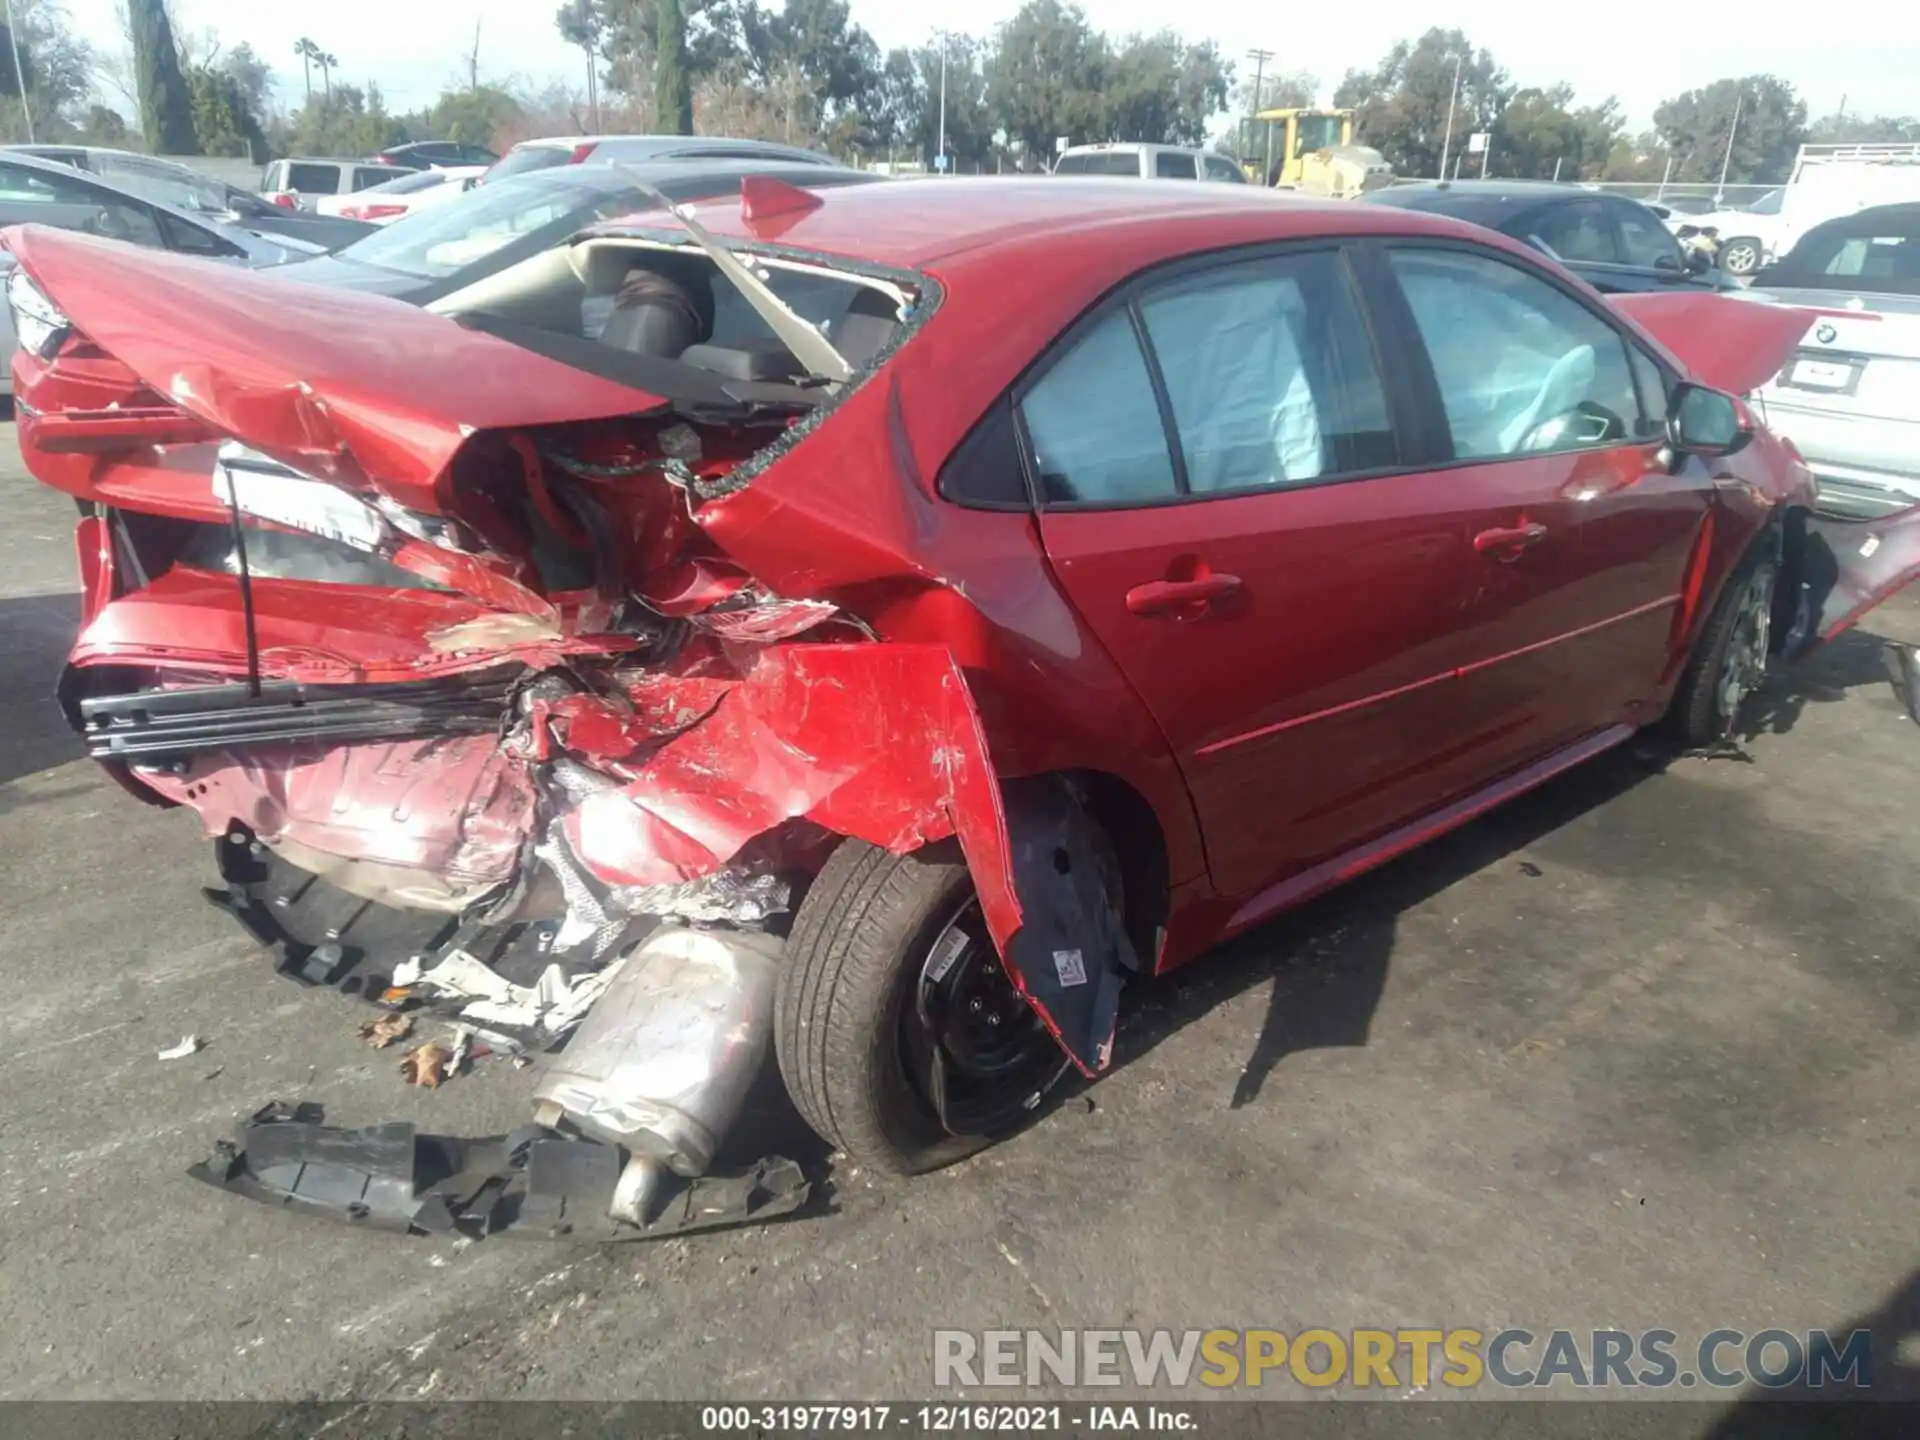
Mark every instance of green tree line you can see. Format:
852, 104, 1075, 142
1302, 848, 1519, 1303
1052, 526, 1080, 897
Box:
3, 0, 1914, 186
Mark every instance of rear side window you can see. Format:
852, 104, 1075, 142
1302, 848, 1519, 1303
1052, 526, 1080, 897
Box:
1138, 251, 1395, 489
284, 163, 339, 193
1387, 247, 1654, 457
1055, 152, 1141, 177
1815, 233, 1918, 281
1020, 309, 1178, 502
1017, 248, 1397, 506
1154, 151, 1197, 180
352, 167, 393, 191
485, 146, 572, 181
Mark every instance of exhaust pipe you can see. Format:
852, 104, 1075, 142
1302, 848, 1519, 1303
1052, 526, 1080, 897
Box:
532, 926, 783, 1223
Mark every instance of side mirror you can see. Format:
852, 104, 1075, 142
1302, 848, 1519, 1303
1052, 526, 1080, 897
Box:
1667, 382, 1753, 459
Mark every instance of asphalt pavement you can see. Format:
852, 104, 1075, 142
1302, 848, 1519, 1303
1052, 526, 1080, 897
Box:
2, 428, 1918, 1412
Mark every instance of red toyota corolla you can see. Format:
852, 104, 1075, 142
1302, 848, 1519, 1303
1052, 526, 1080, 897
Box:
8, 177, 1918, 1234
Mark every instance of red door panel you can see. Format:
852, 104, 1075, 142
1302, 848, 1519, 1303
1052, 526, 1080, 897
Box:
1444, 442, 1711, 771
1041, 477, 1503, 898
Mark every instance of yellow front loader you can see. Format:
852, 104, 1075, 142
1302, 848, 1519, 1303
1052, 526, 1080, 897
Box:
1238, 107, 1392, 198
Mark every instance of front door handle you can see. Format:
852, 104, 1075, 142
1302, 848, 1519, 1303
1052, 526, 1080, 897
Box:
1474, 521, 1549, 561
1125, 573, 1242, 617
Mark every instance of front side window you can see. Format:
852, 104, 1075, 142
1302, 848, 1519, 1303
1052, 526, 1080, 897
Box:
0, 162, 163, 247
1204, 155, 1245, 183
1613, 203, 1685, 270
1294, 114, 1344, 157
1388, 247, 1653, 458
1138, 250, 1394, 490
1154, 151, 1197, 179
157, 211, 241, 258
1528, 201, 1619, 264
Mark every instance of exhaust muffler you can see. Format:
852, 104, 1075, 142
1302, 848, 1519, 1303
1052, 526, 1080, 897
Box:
532, 926, 783, 1223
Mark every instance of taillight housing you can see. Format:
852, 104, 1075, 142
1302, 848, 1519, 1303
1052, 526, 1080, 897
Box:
271, 193, 297, 210
341, 203, 406, 221
7, 268, 72, 360
568, 141, 600, 164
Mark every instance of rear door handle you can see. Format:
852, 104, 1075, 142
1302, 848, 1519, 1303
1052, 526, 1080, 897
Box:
1474, 522, 1549, 560
1125, 573, 1242, 617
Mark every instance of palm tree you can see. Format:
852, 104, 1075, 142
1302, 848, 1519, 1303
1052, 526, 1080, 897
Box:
319, 51, 338, 103
294, 37, 317, 103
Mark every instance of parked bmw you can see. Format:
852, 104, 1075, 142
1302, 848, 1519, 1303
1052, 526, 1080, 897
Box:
1365, 180, 1738, 294
1744, 202, 1920, 517
7, 176, 1915, 1234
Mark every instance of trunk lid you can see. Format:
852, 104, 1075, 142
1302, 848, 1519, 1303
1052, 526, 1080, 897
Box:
5, 224, 667, 510
1608, 289, 1816, 395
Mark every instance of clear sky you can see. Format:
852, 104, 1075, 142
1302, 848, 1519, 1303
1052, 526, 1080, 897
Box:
64, 0, 1920, 130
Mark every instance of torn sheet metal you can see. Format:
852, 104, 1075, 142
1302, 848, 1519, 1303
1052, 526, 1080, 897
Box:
561, 643, 1016, 912
1782, 503, 1920, 658
187, 1102, 809, 1241
141, 734, 538, 903
392, 947, 633, 1052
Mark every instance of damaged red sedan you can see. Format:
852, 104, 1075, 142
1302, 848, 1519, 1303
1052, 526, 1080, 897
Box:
10, 176, 1920, 1236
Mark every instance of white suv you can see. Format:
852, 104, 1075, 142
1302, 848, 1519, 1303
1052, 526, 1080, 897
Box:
1052, 143, 1246, 184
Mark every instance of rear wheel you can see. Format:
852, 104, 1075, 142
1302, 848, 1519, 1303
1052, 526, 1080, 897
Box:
1665, 553, 1777, 746
774, 839, 1067, 1174
1718, 236, 1764, 276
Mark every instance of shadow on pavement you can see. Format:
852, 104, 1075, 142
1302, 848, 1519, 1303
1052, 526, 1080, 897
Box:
1702, 1267, 1920, 1438
1111, 740, 1671, 1109
1742, 630, 1912, 742
0, 591, 80, 789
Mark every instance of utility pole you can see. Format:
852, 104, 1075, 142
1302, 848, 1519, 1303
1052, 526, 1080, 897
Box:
1247, 47, 1274, 178
1437, 51, 1463, 181
5, 0, 32, 142
1716, 88, 1743, 204
1246, 47, 1273, 113
937, 33, 947, 176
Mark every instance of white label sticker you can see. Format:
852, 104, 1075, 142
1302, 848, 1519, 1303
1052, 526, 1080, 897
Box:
1861, 534, 1882, 559
927, 928, 970, 984
1052, 949, 1088, 988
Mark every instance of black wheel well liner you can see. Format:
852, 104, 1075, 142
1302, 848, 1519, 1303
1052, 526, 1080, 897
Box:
1772, 502, 1812, 651
1061, 768, 1171, 965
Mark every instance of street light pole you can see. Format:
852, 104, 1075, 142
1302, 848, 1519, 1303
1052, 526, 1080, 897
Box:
937, 35, 947, 176
1437, 51, 1463, 181
4, 0, 32, 143
1716, 89, 1743, 205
